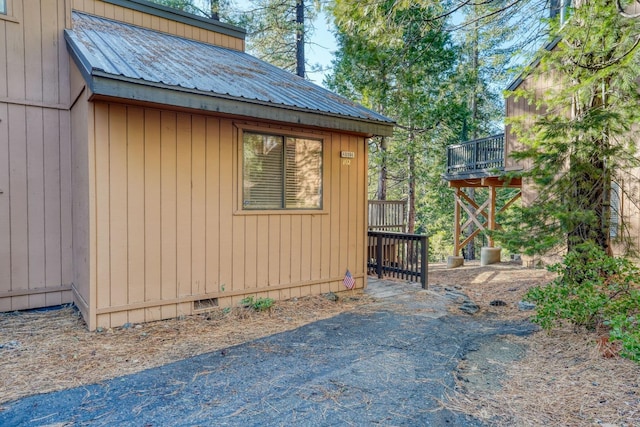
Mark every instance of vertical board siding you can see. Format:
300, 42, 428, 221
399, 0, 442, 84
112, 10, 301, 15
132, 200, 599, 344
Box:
244, 215, 258, 288
267, 215, 280, 287
176, 113, 192, 299
0, 103, 10, 311
143, 109, 162, 322
0, 105, 73, 309
59, 110, 73, 289
160, 111, 177, 320
3, 0, 68, 105
205, 117, 221, 294
70, 85, 90, 322
24, 0, 43, 102
126, 107, 145, 308
191, 115, 206, 296
0, 0, 74, 310
94, 103, 111, 310
72, 0, 244, 51
43, 109, 62, 306
26, 107, 46, 309
0, 19, 7, 99
217, 120, 233, 291
256, 216, 269, 288
108, 103, 128, 313
6, 0, 25, 101
84, 104, 368, 328
7, 106, 28, 310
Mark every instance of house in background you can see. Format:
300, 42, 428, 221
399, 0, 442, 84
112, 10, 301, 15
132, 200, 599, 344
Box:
0, 0, 393, 330
445, 32, 639, 266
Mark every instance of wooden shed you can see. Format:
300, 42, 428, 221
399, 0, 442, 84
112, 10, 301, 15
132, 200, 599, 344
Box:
0, 0, 394, 330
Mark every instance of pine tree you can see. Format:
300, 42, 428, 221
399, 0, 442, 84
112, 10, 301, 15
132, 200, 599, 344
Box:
243, 0, 320, 76
327, 1, 465, 234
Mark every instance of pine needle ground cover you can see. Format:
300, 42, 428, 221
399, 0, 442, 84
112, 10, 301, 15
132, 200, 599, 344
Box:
1, 264, 638, 425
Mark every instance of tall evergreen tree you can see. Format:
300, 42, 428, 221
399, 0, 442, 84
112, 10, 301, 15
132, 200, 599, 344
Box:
327, 1, 465, 235
243, 0, 320, 76
453, 1, 510, 259
149, 0, 236, 21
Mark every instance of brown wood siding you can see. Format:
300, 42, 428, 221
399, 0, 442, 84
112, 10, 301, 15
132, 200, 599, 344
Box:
72, 0, 245, 51
505, 72, 556, 208
0, 0, 74, 310
70, 63, 92, 327
505, 73, 554, 175
1, 0, 70, 106
506, 68, 640, 258
0, 106, 74, 310
87, 102, 367, 329
1, 0, 368, 326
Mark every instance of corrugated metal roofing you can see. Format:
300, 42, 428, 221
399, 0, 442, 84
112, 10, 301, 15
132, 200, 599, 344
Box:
65, 11, 394, 130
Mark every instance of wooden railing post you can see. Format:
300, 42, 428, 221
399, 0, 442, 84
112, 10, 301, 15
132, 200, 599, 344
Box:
376, 232, 383, 279
420, 235, 428, 289
368, 230, 428, 286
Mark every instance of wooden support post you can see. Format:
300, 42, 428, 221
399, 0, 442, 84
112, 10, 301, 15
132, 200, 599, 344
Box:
454, 188, 461, 256
420, 234, 428, 289
376, 233, 383, 279
488, 186, 496, 247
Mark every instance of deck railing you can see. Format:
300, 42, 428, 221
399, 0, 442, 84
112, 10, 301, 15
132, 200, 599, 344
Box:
367, 231, 428, 289
368, 200, 406, 232
446, 134, 505, 177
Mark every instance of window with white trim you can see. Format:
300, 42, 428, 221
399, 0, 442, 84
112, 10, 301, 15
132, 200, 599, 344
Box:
243, 131, 323, 210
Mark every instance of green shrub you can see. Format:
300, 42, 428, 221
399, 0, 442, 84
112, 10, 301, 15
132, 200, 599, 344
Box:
525, 242, 640, 362
240, 296, 274, 312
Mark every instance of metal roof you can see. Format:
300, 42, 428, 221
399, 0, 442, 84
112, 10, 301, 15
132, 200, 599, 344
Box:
65, 11, 394, 136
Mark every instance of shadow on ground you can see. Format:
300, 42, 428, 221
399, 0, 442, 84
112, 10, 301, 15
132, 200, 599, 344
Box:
0, 280, 536, 426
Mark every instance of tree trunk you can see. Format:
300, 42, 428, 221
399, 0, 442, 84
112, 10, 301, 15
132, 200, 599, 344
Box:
295, 0, 305, 78
567, 83, 612, 256
376, 136, 388, 200
568, 155, 612, 255
464, 14, 480, 260
407, 131, 416, 234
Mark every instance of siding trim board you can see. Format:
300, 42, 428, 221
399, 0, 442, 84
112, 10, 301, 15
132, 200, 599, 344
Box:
0, 284, 72, 298
93, 274, 365, 315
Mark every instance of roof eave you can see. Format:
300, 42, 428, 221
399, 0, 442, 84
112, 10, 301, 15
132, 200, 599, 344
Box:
85, 71, 394, 137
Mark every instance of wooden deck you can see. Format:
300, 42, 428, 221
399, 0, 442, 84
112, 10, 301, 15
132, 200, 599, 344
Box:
443, 134, 505, 180
442, 134, 522, 258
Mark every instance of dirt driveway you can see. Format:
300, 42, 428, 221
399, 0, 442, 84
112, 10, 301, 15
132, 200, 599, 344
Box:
0, 274, 539, 426
1, 263, 638, 426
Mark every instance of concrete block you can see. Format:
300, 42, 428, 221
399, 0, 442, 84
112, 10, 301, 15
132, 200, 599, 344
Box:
447, 256, 464, 268
480, 247, 502, 266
